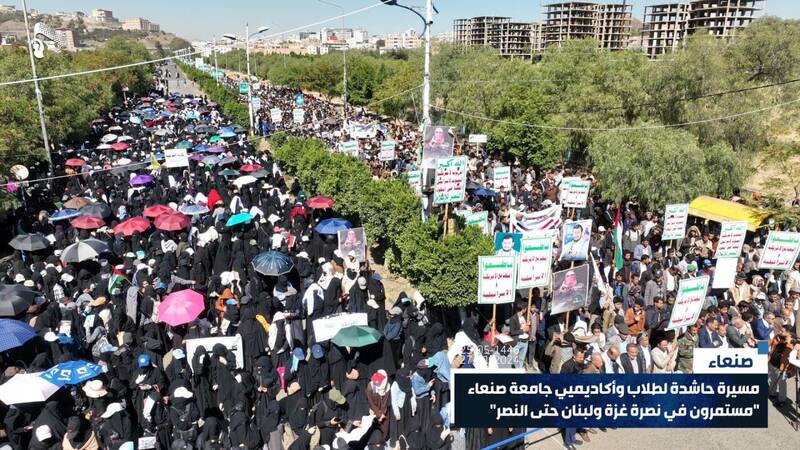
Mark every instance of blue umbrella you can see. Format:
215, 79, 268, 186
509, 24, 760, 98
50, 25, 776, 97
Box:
219, 131, 237, 139
252, 251, 294, 276
194, 144, 209, 151
179, 204, 210, 215
226, 212, 253, 228
40, 360, 103, 386
202, 155, 220, 165
315, 218, 353, 235
0, 319, 37, 352
49, 208, 81, 222
130, 116, 142, 125
473, 188, 497, 197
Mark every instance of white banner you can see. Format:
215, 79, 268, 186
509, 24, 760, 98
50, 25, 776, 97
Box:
464, 211, 489, 235
711, 257, 738, 290
406, 170, 422, 196
662, 203, 689, 241
468, 134, 488, 144
715, 221, 748, 259
758, 231, 800, 271
493, 166, 511, 191
292, 108, 305, 124
270, 108, 282, 123
339, 141, 359, 155
667, 276, 709, 330
164, 148, 189, 168
517, 236, 553, 289
185, 335, 244, 372
312, 313, 368, 342
478, 256, 516, 305
379, 141, 396, 161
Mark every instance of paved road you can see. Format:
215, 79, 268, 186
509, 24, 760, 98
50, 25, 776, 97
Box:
163, 60, 204, 98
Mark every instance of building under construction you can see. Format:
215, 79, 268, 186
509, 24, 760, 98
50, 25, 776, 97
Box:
453, 17, 541, 59
643, 1, 765, 58
542, 2, 633, 50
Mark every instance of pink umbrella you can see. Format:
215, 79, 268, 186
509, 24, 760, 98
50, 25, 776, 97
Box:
158, 289, 205, 326
240, 164, 262, 172
112, 217, 150, 237
111, 142, 129, 152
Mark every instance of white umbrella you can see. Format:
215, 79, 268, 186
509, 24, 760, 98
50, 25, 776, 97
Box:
101, 133, 119, 143
117, 135, 134, 142
108, 125, 123, 132
0, 372, 60, 404
233, 175, 257, 187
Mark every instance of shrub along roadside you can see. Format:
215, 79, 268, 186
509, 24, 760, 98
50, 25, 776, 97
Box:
178, 62, 250, 128
270, 132, 494, 308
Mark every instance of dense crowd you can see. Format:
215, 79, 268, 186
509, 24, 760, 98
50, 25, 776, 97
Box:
0, 63, 799, 450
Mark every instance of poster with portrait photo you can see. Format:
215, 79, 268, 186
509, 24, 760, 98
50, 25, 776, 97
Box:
337, 227, 366, 262
494, 232, 522, 257
551, 264, 590, 315
422, 125, 455, 170
559, 219, 592, 261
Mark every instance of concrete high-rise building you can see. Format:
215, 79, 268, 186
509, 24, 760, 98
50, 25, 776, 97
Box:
91, 9, 114, 22
542, 2, 632, 50
642, 1, 765, 58
453, 17, 541, 59
122, 18, 159, 32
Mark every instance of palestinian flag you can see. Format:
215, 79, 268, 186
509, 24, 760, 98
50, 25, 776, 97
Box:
613, 206, 624, 270
108, 268, 129, 294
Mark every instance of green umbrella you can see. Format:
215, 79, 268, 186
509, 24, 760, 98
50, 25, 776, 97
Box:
209, 135, 221, 143
176, 140, 193, 149
331, 325, 381, 348
218, 169, 240, 177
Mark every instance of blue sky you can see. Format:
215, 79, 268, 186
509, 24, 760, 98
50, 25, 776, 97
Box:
19, 0, 800, 40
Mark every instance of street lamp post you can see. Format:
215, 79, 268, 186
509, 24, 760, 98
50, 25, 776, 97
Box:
213, 35, 220, 86
21, 0, 52, 175
225, 25, 269, 135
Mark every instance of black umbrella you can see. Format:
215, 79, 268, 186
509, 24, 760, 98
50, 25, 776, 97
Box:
60, 238, 111, 263
250, 169, 270, 179
8, 234, 50, 252
80, 203, 113, 218
0, 285, 39, 317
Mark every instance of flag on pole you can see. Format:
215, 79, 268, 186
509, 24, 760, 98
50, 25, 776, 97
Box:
108, 268, 128, 294
613, 207, 624, 270
149, 152, 161, 169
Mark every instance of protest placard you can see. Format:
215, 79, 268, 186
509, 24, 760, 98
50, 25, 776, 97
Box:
312, 313, 368, 342
294, 93, 305, 107
379, 141, 396, 161
517, 236, 553, 289
663, 204, 689, 241
434, 156, 467, 205
560, 219, 592, 261
422, 125, 454, 169
551, 264, 590, 314
270, 108, 282, 123
478, 256, 516, 305
464, 211, 489, 234
758, 231, 800, 270
185, 335, 244, 372
339, 141, 359, 155
711, 257, 738, 290
492, 166, 511, 191
292, 108, 305, 124
667, 276, 710, 330
715, 221, 748, 259
562, 180, 591, 209
337, 227, 366, 262
238, 81, 249, 94
164, 148, 189, 168
406, 170, 422, 195
468, 134, 488, 144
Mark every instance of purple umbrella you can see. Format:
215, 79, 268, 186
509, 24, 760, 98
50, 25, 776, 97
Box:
206, 146, 225, 153
190, 154, 205, 161
130, 174, 154, 186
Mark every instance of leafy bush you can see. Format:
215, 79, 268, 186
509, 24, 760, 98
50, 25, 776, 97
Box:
271, 134, 494, 307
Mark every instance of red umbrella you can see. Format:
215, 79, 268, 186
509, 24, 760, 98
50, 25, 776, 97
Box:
110, 143, 129, 152
307, 195, 336, 209
206, 189, 222, 208
240, 164, 262, 173
65, 158, 85, 167
155, 211, 190, 231
70, 216, 104, 230
112, 217, 150, 237
143, 204, 174, 218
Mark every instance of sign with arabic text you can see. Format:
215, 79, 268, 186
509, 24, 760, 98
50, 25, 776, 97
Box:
464, 211, 489, 235
563, 180, 591, 209
270, 108, 282, 124
379, 141, 396, 161
758, 231, 800, 270
292, 108, 305, 124
715, 221, 748, 259
667, 276, 709, 330
339, 141, 359, 155
517, 236, 553, 289
406, 170, 422, 196
662, 203, 689, 241
493, 166, 512, 191
434, 156, 467, 205
478, 256, 516, 305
